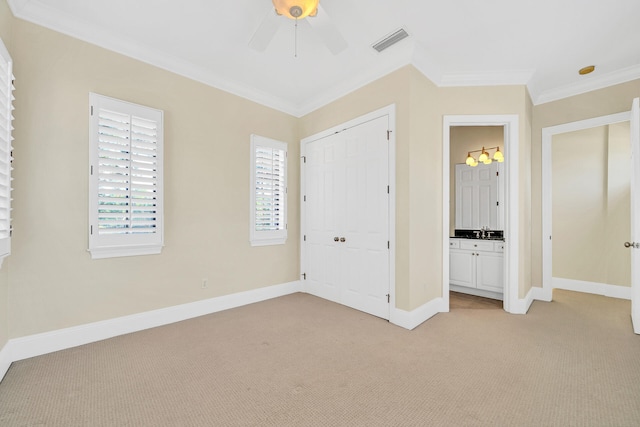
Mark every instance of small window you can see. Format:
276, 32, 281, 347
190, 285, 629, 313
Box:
250, 134, 287, 246
0, 38, 14, 265
89, 93, 164, 259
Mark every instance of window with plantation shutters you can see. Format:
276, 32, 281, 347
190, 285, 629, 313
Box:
250, 135, 287, 246
89, 93, 163, 259
0, 38, 14, 264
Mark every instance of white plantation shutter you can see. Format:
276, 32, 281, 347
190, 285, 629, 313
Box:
0, 39, 14, 261
250, 135, 287, 246
89, 93, 163, 259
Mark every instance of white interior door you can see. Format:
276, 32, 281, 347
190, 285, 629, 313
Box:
305, 133, 345, 304
304, 116, 390, 319
631, 98, 640, 334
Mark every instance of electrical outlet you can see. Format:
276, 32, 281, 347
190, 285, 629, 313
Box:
202, 279, 208, 289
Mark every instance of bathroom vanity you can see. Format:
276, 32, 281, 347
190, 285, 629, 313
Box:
449, 237, 504, 300
450, 162, 505, 300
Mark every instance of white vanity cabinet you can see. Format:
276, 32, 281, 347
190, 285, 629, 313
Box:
450, 238, 504, 297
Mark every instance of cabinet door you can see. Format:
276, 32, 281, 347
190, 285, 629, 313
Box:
476, 252, 504, 293
455, 163, 499, 230
455, 166, 477, 229
450, 249, 475, 288
477, 164, 498, 230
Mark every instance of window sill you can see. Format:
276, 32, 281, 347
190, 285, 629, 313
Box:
250, 237, 287, 247
89, 244, 163, 260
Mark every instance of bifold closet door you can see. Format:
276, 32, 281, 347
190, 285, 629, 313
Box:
304, 116, 390, 319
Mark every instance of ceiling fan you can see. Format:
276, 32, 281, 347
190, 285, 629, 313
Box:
249, 0, 348, 55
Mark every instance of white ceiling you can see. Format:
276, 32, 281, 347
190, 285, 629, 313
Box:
8, 0, 640, 116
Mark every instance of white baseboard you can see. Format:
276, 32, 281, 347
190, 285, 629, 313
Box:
633, 310, 640, 335
507, 287, 535, 314
553, 278, 631, 300
390, 297, 447, 330
531, 285, 553, 302
0, 340, 12, 382
1, 280, 301, 383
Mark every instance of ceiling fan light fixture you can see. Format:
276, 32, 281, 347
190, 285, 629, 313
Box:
272, 0, 319, 20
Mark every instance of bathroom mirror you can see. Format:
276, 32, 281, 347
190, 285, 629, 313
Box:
450, 126, 505, 234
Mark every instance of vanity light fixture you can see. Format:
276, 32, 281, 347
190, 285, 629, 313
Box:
465, 146, 504, 167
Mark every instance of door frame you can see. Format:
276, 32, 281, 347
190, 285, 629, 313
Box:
443, 115, 520, 313
541, 111, 631, 301
631, 98, 640, 334
300, 104, 396, 320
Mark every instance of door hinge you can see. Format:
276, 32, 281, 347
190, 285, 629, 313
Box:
386, 294, 390, 303
90, 165, 94, 175
304, 235, 306, 241
302, 156, 306, 163
304, 195, 306, 202
496, 171, 499, 176
387, 185, 390, 194
388, 241, 390, 249
302, 273, 306, 280
90, 225, 93, 235
387, 130, 391, 140
497, 201, 499, 206
90, 105, 94, 116
9, 225, 12, 237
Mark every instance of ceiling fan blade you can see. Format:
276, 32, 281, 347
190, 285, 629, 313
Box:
308, 4, 348, 55
248, 8, 281, 52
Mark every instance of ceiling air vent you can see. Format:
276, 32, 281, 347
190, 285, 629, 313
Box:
372, 28, 409, 53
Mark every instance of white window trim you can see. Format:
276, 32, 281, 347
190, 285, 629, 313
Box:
88, 93, 164, 259
250, 134, 287, 246
0, 38, 14, 267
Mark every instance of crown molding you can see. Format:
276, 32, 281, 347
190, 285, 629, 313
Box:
7, 0, 301, 116
533, 64, 640, 105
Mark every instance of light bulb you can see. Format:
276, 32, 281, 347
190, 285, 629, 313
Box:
483, 158, 493, 165
494, 148, 504, 163
466, 153, 475, 166
478, 148, 489, 163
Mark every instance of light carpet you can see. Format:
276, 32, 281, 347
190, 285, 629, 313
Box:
1, 289, 639, 426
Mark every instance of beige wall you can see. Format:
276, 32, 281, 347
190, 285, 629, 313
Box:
0, 0, 13, 350
606, 122, 632, 286
531, 79, 640, 287
7, 15, 300, 338
449, 126, 504, 235
552, 123, 630, 286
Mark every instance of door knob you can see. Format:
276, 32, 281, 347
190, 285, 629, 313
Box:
624, 242, 640, 248
334, 237, 340, 242
340, 237, 346, 243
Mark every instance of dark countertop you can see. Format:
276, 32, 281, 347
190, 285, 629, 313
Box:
450, 236, 505, 241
